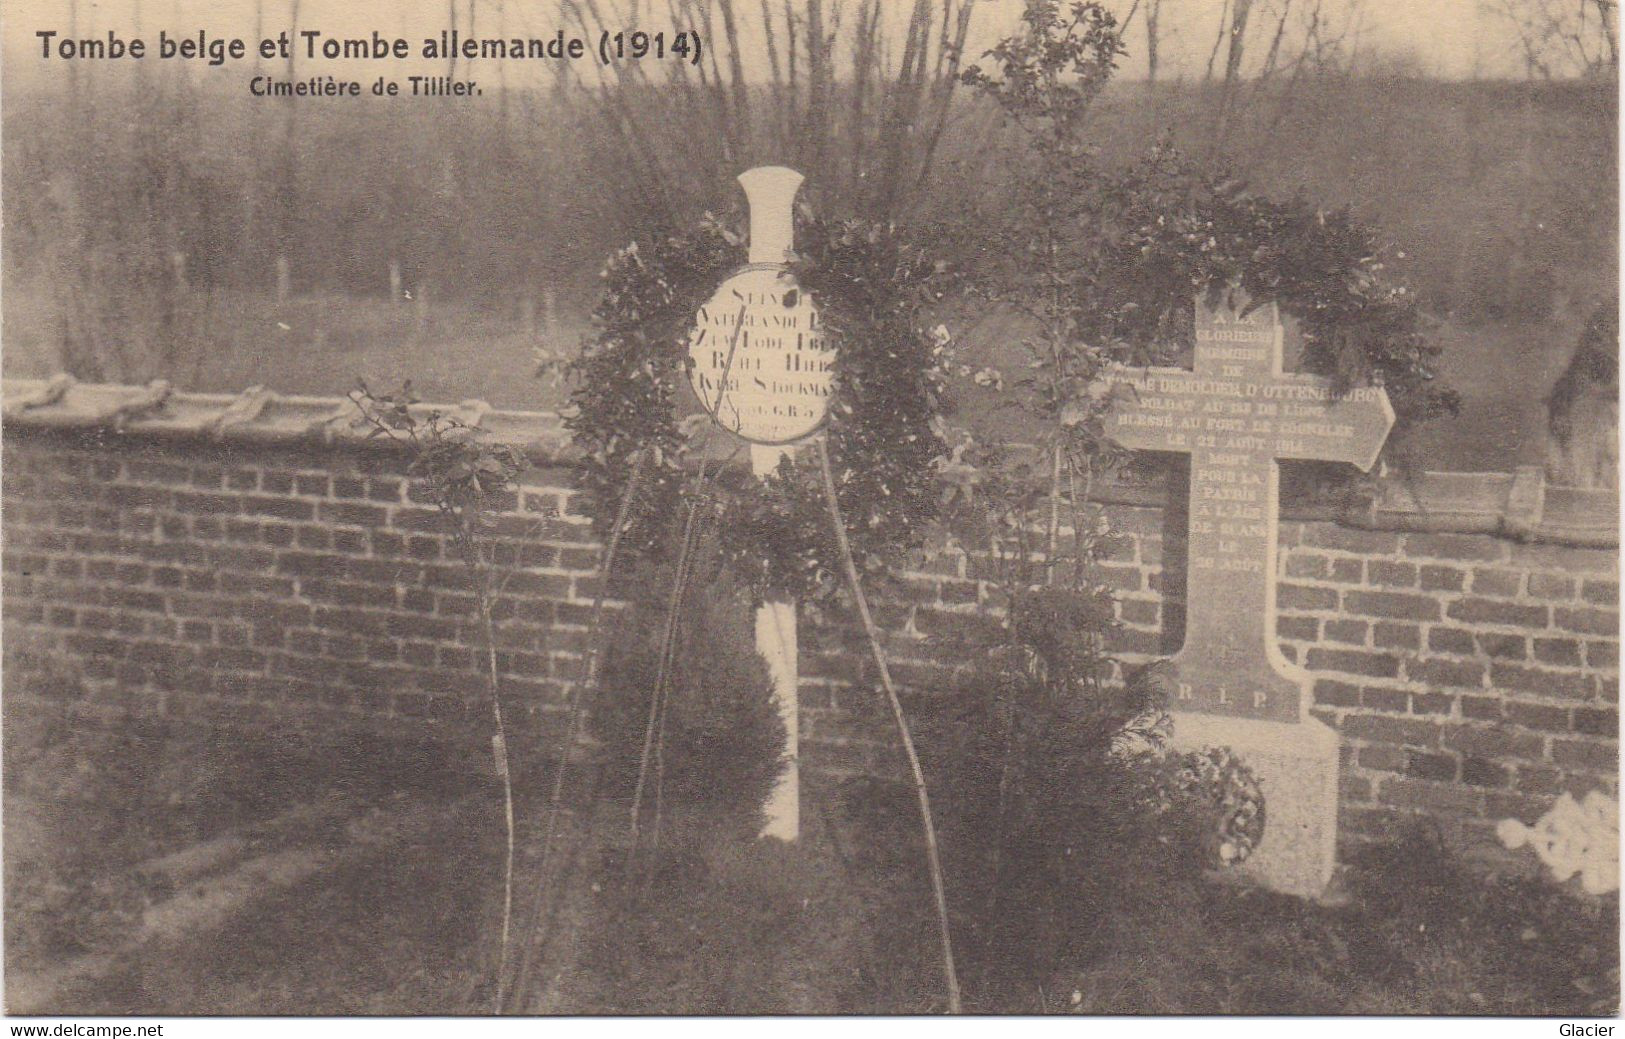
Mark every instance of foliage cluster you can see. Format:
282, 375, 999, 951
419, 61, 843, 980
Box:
1081, 145, 1461, 431
1035, 822, 1619, 1015
589, 546, 788, 840
350, 381, 530, 544
953, 0, 1456, 451
819, 786, 1616, 1014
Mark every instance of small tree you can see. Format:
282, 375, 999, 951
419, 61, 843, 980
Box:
349, 382, 531, 1012
937, 4, 1248, 1001
931, 0, 1449, 1001
959, 0, 1135, 576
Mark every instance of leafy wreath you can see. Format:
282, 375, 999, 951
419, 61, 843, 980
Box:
565, 211, 953, 603
1085, 142, 1460, 434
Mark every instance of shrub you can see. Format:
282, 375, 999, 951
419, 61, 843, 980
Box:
590, 543, 787, 840
906, 562, 1264, 1005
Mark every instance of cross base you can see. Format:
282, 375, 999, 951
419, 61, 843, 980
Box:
1170, 711, 1340, 899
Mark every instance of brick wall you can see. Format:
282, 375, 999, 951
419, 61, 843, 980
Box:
2, 380, 1618, 857
3, 429, 603, 745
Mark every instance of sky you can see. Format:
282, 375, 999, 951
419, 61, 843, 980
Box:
0, 0, 1593, 94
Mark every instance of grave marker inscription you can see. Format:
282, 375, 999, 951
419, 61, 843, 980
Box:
686, 170, 833, 446
1105, 294, 1394, 722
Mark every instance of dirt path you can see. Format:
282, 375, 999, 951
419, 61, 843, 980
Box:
12, 793, 500, 1016
507, 801, 607, 1014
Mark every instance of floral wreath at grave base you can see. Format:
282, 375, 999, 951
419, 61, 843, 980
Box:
565, 210, 952, 604
1137, 745, 1268, 867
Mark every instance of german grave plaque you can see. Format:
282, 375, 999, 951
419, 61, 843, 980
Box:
686, 168, 833, 446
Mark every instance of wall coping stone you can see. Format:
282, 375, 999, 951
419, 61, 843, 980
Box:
2, 376, 573, 461
3, 376, 1616, 549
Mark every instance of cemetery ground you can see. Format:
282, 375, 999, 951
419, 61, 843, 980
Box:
6, 717, 1616, 1016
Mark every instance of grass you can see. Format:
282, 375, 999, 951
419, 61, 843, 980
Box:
551, 812, 943, 1015
2, 709, 487, 993
0, 269, 1595, 475
558, 817, 1619, 1016
35, 804, 503, 1016
0, 279, 586, 414
8, 721, 1616, 1016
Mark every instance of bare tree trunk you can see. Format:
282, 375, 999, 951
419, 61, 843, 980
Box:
804, 0, 829, 181
873, 0, 935, 219
785, 0, 800, 135
1258, 0, 1294, 81
276, 0, 300, 297
847, 1, 880, 203
718, 0, 753, 156
1595, 0, 1620, 66
448, 0, 458, 78
1205, 0, 1232, 81
907, 0, 975, 202
1213, 0, 1254, 147
1145, 0, 1161, 85
68, 0, 80, 104
1225, 0, 1255, 82
760, 0, 787, 156
497, 0, 509, 135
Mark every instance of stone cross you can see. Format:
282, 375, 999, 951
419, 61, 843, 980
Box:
1104, 292, 1395, 723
